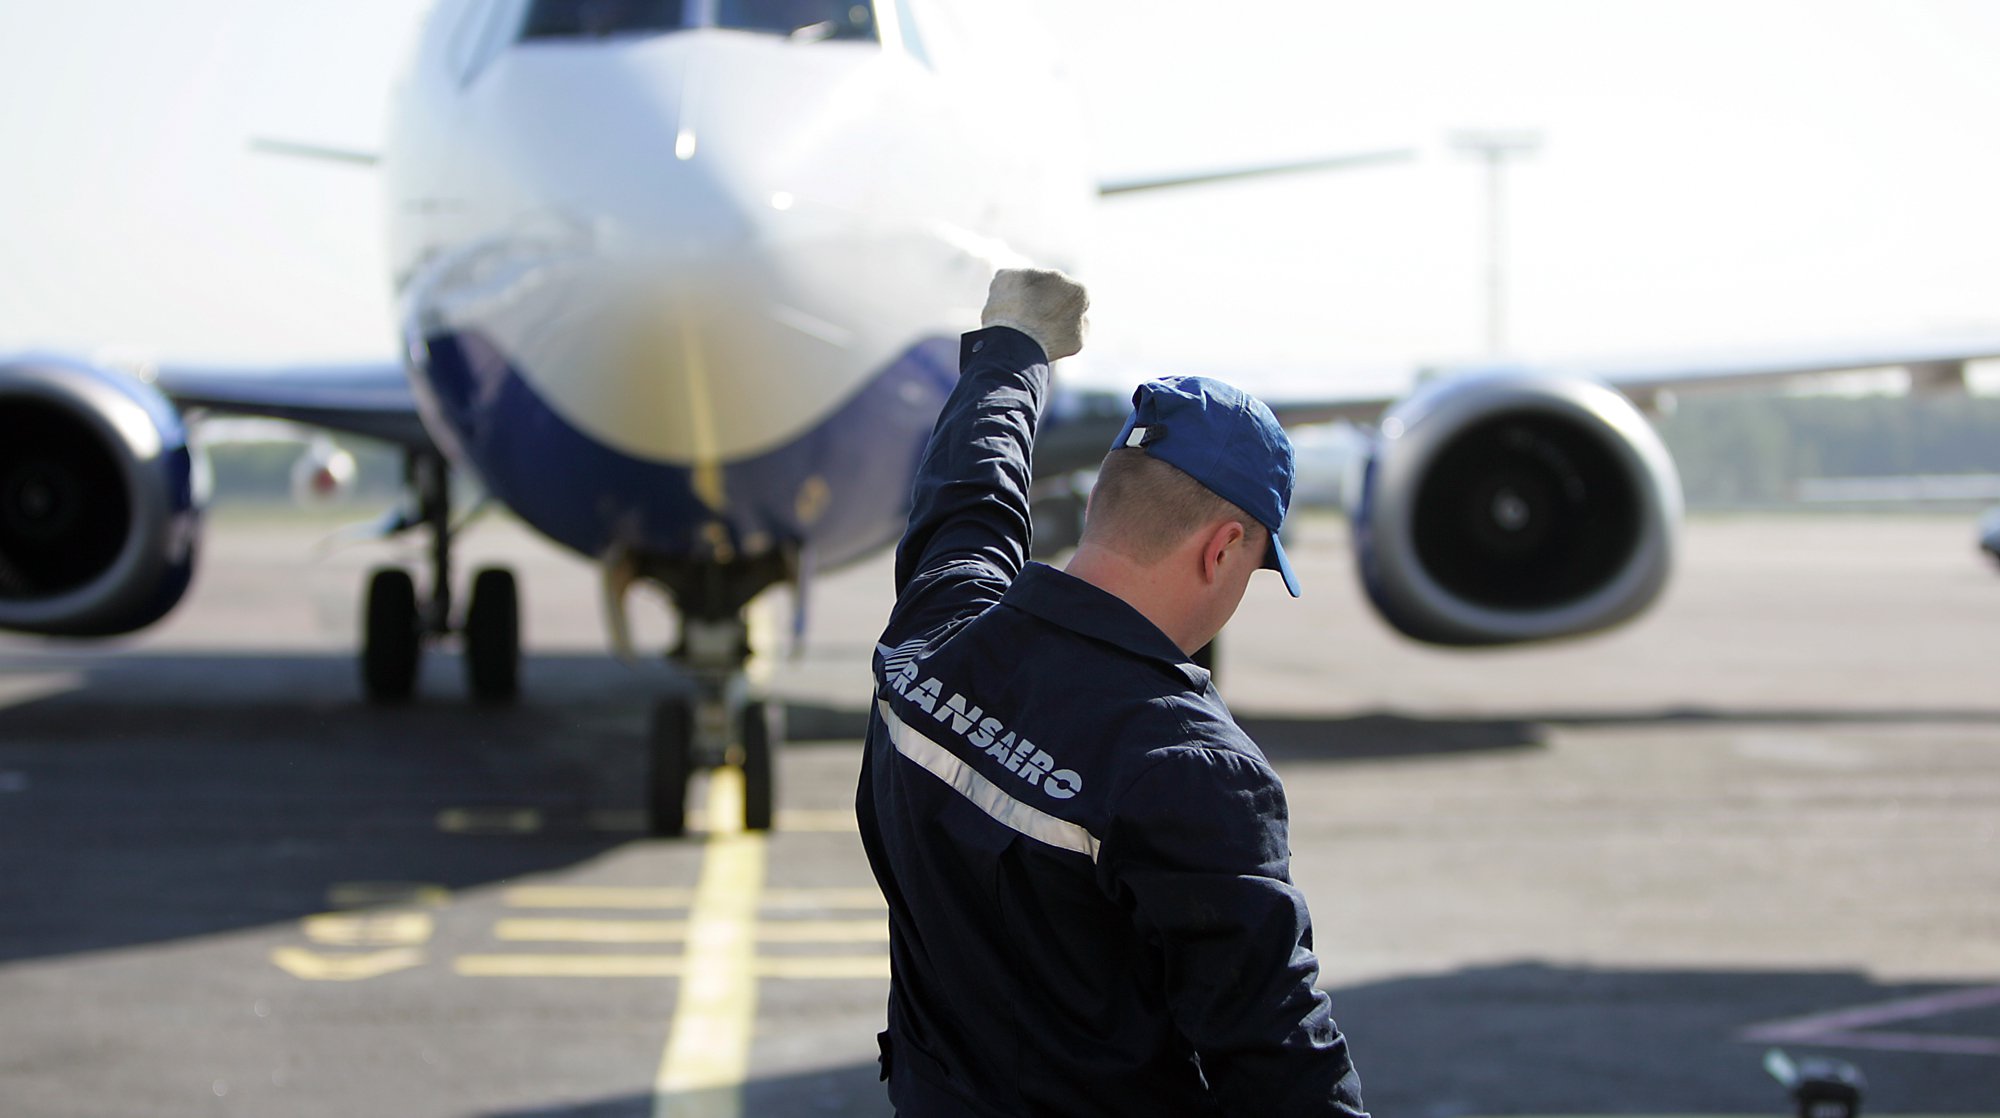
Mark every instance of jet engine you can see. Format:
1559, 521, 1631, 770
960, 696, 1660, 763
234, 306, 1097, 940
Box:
1353, 371, 1682, 646
0, 356, 203, 636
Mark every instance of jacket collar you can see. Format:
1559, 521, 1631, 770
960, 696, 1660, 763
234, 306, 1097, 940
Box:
1002, 563, 1211, 690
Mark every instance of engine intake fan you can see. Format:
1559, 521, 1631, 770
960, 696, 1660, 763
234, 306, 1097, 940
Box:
1354, 371, 1682, 646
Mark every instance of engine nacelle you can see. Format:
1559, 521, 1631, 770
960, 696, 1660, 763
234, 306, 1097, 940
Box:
0, 356, 203, 636
1354, 371, 1682, 646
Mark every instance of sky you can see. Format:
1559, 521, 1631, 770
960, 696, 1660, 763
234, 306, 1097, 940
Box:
3, 1, 2000, 397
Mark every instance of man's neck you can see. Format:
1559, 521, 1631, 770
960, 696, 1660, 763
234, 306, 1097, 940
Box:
1063, 542, 1203, 655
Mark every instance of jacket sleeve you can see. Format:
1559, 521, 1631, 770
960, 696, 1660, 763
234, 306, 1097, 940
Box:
879, 326, 1052, 649
1101, 748, 1367, 1117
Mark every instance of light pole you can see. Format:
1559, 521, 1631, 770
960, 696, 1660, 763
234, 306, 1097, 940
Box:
1450, 129, 1542, 358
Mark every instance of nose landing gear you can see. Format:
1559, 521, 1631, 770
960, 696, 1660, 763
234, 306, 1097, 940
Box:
647, 675, 779, 838
642, 553, 790, 837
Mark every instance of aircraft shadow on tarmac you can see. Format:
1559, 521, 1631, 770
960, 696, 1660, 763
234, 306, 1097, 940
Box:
786, 703, 2000, 764
471, 963, 2000, 1117
4, 650, 1997, 960
0, 652, 673, 966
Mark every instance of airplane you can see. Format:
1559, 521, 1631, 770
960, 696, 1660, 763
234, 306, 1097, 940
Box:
6, 0, 2000, 836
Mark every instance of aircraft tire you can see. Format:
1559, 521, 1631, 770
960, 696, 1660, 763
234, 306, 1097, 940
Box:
465, 566, 519, 703
740, 700, 779, 832
648, 698, 693, 838
362, 567, 421, 703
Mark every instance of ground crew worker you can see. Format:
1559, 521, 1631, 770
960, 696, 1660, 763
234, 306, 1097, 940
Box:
856, 268, 1366, 1117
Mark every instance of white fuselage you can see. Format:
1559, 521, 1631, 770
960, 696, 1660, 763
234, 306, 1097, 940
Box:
378, 1, 1093, 569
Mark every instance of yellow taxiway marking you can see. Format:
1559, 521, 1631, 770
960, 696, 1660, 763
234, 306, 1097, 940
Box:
653, 767, 765, 1118
458, 954, 692, 978
271, 946, 425, 982
752, 920, 886, 942
452, 954, 890, 980
503, 885, 883, 910
451, 806, 855, 835
750, 956, 890, 980
494, 918, 887, 944
587, 809, 857, 834
304, 911, 434, 947
764, 809, 858, 832
273, 882, 444, 980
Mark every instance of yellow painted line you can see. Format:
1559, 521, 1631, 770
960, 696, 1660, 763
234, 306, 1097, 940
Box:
503, 885, 883, 911
760, 888, 884, 909
770, 809, 858, 832
497, 919, 694, 943
589, 809, 856, 834
304, 911, 434, 947
654, 767, 764, 1118
494, 918, 886, 944
507, 886, 696, 909
451, 954, 890, 980
326, 882, 448, 909
271, 946, 425, 982
437, 807, 542, 834
754, 920, 887, 943
752, 955, 890, 980
458, 954, 690, 978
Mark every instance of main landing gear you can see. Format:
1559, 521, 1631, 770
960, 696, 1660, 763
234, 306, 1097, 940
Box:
642, 554, 789, 837
359, 452, 520, 704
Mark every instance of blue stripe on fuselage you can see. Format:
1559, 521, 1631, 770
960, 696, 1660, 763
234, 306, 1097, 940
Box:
417, 330, 959, 568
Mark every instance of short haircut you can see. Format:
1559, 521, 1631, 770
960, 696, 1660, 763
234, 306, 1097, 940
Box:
1081, 448, 1261, 564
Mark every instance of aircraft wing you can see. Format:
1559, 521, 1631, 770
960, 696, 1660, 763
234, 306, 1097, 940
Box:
1097, 148, 1418, 196
1034, 328, 2000, 481
1032, 386, 1395, 483
1498, 329, 2000, 401
150, 359, 435, 451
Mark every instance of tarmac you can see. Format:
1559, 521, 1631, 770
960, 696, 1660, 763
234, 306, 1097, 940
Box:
2, 508, 1997, 1117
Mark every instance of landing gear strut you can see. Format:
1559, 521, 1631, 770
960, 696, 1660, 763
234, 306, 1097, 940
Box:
358, 452, 520, 704
642, 554, 789, 837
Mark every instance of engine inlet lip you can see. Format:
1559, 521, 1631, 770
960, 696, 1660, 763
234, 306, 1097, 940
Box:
1363, 372, 1682, 646
0, 357, 190, 632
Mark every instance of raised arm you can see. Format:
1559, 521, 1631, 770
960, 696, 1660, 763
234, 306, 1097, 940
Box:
884, 269, 1088, 642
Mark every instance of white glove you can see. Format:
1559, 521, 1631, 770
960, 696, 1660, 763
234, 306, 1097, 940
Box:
980, 268, 1089, 361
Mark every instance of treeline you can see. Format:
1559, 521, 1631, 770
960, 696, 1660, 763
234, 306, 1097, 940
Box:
1653, 393, 2000, 507
197, 393, 2000, 511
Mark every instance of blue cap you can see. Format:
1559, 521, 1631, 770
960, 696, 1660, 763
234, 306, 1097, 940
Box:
1110, 376, 1300, 597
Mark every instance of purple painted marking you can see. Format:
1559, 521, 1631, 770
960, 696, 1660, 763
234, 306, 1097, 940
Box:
1739, 983, 2000, 1059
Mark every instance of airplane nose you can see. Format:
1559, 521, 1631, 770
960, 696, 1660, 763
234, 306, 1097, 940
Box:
451, 33, 888, 477
491, 35, 764, 251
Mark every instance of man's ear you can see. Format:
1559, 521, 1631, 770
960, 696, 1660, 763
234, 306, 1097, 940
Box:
1197, 520, 1248, 584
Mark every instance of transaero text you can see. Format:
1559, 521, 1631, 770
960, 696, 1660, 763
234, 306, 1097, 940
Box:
887, 664, 1082, 800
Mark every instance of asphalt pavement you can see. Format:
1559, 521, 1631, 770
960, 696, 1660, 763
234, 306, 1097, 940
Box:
2, 508, 1997, 1117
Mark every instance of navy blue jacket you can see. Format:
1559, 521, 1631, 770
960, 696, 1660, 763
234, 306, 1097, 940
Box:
855, 327, 1365, 1117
